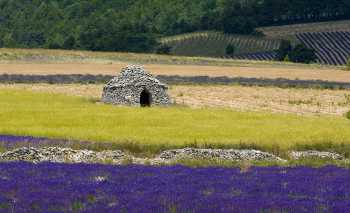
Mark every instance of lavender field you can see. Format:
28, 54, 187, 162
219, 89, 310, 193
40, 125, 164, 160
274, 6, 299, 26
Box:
0, 163, 349, 213
296, 31, 350, 65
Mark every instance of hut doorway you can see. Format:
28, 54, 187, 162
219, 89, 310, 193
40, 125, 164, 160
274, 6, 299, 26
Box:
140, 89, 152, 107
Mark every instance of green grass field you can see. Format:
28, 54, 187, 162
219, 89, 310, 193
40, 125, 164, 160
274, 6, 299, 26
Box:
1, 89, 350, 154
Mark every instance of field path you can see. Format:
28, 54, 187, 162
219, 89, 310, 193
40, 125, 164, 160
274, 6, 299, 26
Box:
0, 63, 350, 83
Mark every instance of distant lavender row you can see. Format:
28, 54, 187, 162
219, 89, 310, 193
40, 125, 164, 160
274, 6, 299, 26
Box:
0, 163, 349, 212
297, 31, 350, 65
227, 51, 277, 61
1, 74, 350, 89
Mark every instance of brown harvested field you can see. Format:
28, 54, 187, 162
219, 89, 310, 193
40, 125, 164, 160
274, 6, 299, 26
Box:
171, 85, 350, 116
1, 84, 349, 116
1, 63, 350, 83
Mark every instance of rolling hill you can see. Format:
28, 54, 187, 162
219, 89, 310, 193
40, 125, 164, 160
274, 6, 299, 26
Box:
160, 32, 281, 59
161, 20, 350, 65
257, 20, 350, 40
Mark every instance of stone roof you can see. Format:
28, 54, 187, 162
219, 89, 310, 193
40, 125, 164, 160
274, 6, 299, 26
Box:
105, 65, 167, 88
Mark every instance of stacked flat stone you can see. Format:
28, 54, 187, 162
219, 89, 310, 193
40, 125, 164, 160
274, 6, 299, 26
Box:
289, 150, 344, 160
158, 148, 286, 162
0, 147, 286, 164
0, 147, 125, 164
0, 147, 347, 165
102, 65, 171, 106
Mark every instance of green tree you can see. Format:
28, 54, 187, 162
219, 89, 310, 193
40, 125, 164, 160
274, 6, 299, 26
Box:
47, 34, 64, 49
0, 0, 349, 51
3, 33, 16, 47
79, 13, 157, 52
347, 58, 350, 70
288, 44, 317, 64
220, 0, 257, 34
276, 40, 292, 61
63, 36, 76, 50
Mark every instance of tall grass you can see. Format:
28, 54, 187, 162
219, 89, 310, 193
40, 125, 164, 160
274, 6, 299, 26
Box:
1, 89, 350, 154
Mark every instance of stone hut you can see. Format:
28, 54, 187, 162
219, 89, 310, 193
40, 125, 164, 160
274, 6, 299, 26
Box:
102, 65, 171, 106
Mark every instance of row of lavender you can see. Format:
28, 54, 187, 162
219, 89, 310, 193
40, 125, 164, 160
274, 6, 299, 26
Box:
2, 74, 350, 90
226, 51, 277, 61
296, 31, 350, 65
223, 31, 350, 65
0, 163, 348, 212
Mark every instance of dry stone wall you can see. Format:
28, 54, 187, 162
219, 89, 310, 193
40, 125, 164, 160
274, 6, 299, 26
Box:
1, 147, 346, 165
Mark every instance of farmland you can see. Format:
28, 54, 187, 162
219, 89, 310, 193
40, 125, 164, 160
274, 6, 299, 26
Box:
0, 163, 349, 212
1, 89, 350, 154
229, 51, 277, 61
257, 20, 350, 39
160, 31, 280, 58
1, 84, 350, 116
297, 31, 350, 65
0, 48, 350, 153
1, 48, 350, 212
0, 48, 349, 84
160, 20, 350, 65
1, 0, 350, 211
0, 62, 348, 82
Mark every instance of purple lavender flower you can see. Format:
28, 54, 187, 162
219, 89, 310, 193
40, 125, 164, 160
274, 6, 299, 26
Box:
0, 163, 348, 212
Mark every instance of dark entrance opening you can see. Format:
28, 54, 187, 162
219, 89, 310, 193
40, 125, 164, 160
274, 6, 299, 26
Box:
140, 89, 152, 107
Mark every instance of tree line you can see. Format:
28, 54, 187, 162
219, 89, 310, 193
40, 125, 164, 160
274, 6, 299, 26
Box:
0, 0, 349, 52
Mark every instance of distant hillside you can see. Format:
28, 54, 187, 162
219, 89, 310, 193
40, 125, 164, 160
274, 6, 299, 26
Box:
160, 32, 281, 58
258, 20, 350, 65
257, 20, 350, 40
1, 0, 349, 52
162, 20, 350, 65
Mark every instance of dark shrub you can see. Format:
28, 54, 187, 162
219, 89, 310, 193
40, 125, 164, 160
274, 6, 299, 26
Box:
48, 42, 61, 49
289, 44, 317, 64
276, 40, 292, 61
225, 44, 235, 56
156, 44, 171, 55
346, 111, 350, 119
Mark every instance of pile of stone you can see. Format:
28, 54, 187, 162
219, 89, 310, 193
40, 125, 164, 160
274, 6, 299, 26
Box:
0, 147, 286, 164
158, 148, 286, 162
0, 147, 346, 165
289, 150, 344, 160
107, 65, 157, 87
0, 147, 125, 164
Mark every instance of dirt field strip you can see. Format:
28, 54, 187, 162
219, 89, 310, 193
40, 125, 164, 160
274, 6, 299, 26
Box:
171, 85, 350, 116
0, 63, 350, 83
1, 84, 349, 116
